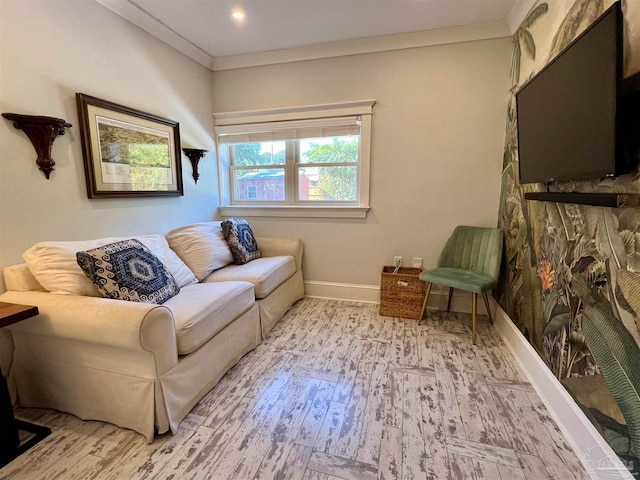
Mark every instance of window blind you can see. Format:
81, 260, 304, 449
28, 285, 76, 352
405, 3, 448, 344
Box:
216, 116, 361, 144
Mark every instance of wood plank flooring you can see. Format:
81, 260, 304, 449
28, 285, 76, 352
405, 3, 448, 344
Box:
0, 298, 589, 479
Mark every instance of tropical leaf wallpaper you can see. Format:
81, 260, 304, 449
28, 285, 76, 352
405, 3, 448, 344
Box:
497, 0, 640, 475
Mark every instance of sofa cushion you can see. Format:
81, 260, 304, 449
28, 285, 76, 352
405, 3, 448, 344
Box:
221, 218, 261, 265
203, 256, 295, 299
165, 222, 233, 281
77, 239, 180, 304
23, 235, 198, 296
3, 264, 45, 292
165, 281, 254, 354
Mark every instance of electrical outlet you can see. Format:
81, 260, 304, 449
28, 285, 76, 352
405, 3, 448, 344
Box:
393, 256, 403, 267
412, 257, 423, 268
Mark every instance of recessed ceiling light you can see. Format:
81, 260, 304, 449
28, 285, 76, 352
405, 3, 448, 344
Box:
231, 9, 245, 21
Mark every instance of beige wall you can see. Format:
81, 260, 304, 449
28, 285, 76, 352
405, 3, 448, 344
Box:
0, 1, 511, 292
212, 38, 512, 287
0, 0, 217, 379
0, 0, 218, 289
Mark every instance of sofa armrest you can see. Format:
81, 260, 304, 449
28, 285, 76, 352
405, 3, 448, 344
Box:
0, 291, 178, 376
4, 264, 44, 292
256, 237, 304, 271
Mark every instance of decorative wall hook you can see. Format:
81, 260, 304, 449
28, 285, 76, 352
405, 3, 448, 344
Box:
182, 148, 208, 184
2, 113, 72, 179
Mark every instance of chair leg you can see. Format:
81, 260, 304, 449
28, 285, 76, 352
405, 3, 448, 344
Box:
447, 287, 454, 312
482, 292, 493, 325
472, 292, 478, 345
419, 282, 433, 323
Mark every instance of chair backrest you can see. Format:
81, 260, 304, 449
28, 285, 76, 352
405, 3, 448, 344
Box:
437, 226, 503, 280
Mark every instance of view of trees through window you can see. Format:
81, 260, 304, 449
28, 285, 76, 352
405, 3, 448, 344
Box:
233, 142, 285, 166
231, 136, 358, 202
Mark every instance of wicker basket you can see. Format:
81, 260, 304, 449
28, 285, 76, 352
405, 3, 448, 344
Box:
379, 266, 426, 320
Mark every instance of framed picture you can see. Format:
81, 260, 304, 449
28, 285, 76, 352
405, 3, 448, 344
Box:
76, 93, 183, 198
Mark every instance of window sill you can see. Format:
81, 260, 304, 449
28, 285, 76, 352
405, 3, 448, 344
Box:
219, 205, 370, 219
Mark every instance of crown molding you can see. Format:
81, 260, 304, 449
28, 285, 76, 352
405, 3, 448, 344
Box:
94, 0, 214, 70
212, 21, 510, 71
94, 0, 512, 72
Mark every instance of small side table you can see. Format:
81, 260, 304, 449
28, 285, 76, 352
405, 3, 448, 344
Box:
0, 302, 51, 468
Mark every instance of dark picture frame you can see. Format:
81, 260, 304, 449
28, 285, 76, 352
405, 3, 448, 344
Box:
76, 93, 183, 198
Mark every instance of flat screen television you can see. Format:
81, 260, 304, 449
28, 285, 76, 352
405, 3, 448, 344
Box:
516, 2, 624, 185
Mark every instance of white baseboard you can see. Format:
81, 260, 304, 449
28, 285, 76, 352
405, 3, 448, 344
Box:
304, 280, 380, 303
303, 280, 488, 313
491, 298, 633, 480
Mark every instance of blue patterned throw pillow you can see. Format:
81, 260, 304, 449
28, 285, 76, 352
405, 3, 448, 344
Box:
221, 218, 261, 265
76, 239, 180, 304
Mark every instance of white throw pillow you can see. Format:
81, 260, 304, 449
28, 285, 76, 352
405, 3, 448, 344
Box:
136, 235, 198, 288
23, 235, 198, 296
165, 222, 234, 281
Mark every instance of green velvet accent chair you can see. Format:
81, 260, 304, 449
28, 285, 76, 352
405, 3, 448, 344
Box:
419, 226, 503, 344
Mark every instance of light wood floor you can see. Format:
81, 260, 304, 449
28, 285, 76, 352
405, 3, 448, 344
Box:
0, 298, 589, 480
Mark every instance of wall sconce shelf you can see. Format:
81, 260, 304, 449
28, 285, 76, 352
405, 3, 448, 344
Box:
2, 113, 72, 179
182, 148, 208, 184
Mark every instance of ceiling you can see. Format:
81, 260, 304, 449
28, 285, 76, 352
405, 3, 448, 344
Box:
96, 0, 535, 70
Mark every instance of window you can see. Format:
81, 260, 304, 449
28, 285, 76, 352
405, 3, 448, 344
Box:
246, 185, 258, 200
214, 100, 374, 218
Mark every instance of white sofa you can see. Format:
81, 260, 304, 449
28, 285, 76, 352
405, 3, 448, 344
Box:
0, 222, 304, 441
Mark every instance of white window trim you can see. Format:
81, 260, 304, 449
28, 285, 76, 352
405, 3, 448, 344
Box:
214, 100, 375, 219
219, 205, 369, 219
